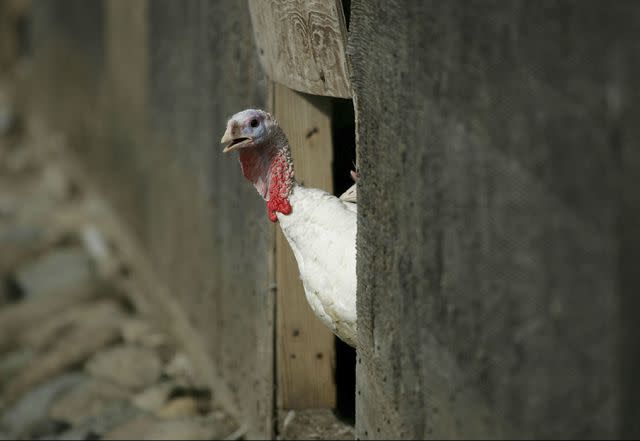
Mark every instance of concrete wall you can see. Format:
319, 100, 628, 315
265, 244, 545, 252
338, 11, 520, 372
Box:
30, 1, 273, 438
350, 1, 640, 439
0, 0, 30, 72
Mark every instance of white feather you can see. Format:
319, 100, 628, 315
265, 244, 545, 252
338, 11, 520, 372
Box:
339, 182, 357, 203
276, 184, 357, 347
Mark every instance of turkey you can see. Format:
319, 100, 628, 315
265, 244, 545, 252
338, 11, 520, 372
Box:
221, 109, 357, 347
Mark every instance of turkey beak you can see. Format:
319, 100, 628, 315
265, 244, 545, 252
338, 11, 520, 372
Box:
221, 127, 236, 153
220, 130, 233, 146
223, 137, 253, 153
221, 128, 252, 153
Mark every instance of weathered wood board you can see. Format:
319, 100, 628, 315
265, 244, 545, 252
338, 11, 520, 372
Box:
272, 82, 337, 409
249, 0, 351, 98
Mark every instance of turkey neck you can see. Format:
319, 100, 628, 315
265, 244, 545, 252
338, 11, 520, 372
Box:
266, 148, 294, 222
238, 135, 294, 222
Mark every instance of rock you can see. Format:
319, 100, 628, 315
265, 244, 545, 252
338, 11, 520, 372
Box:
0, 224, 50, 272
20, 299, 126, 351
105, 416, 233, 441
148, 417, 237, 440
14, 247, 95, 301
132, 382, 175, 413
0, 193, 17, 219
0, 88, 16, 136
20, 193, 62, 223
49, 378, 131, 426
86, 345, 162, 391
0, 349, 35, 388
39, 165, 70, 204
53, 401, 141, 441
3, 322, 121, 405
102, 415, 156, 440
120, 318, 168, 350
81, 225, 119, 279
164, 353, 195, 386
0, 261, 101, 353
1, 373, 86, 438
279, 409, 355, 440
157, 398, 199, 419
27, 419, 71, 440
4, 143, 36, 173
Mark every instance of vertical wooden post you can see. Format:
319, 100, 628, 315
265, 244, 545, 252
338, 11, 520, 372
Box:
272, 82, 337, 409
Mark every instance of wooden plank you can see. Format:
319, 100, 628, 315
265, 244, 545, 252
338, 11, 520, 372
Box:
249, 0, 351, 98
273, 82, 337, 409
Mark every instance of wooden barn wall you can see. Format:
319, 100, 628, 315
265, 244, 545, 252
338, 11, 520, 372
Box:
349, 1, 640, 439
30, 1, 273, 438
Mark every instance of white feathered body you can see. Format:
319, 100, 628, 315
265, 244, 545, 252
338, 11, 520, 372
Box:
276, 184, 357, 346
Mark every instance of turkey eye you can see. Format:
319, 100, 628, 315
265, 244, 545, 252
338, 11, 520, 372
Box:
250, 118, 259, 128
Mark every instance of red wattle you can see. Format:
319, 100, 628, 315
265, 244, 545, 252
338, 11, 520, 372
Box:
267, 198, 292, 222
266, 152, 293, 223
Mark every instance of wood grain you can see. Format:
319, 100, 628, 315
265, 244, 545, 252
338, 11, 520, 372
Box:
273, 82, 337, 409
249, 0, 351, 98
